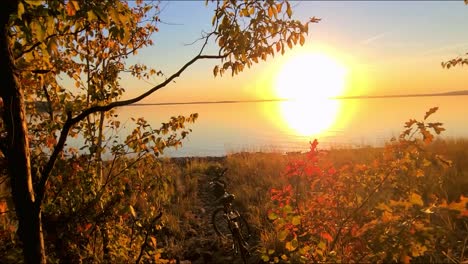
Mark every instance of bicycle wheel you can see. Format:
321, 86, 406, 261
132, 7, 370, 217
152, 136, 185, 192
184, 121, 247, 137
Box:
212, 207, 252, 241
212, 207, 231, 240
235, 213, 251, 242
233, 229, 250, 264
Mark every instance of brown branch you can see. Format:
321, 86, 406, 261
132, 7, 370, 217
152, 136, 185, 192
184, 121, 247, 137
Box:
14, 27, 89, 60
35, 52, 226, 206
41, 84, 53, 120
70, 54, 225, 122
135, 211, 163, 264
35, 111, 73, 206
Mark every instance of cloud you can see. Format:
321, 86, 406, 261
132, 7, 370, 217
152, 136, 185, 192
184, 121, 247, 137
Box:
361, 31, 390, 45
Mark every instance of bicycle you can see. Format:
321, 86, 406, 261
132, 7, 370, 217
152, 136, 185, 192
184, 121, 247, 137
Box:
209, 168, 251, 263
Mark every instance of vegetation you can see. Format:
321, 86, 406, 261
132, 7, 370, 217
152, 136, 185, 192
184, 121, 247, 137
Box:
0, 0, 314, 262
261, 108, 467, 263
1, 108, 467, 263
0, 0, 466, 263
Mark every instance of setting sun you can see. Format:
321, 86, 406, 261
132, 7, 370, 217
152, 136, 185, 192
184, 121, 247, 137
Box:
275, 53, 347, 100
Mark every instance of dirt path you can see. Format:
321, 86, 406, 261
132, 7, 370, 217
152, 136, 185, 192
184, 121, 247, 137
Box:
179, 172, 259, 264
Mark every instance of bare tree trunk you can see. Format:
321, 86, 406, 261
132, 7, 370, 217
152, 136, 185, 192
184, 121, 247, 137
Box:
0, 1, 46, 263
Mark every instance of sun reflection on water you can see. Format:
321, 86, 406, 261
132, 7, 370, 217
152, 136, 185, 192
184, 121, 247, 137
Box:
276, 98, 342, 137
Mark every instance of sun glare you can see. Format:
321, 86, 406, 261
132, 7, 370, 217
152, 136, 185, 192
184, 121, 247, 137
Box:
275, 53, 347, 100
274, 52, 347, 136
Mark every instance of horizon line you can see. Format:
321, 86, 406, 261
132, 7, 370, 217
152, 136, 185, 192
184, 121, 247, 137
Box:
129, 90, 468, 107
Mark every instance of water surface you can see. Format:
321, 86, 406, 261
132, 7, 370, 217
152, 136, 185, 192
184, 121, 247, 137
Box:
107, 96, 468, 157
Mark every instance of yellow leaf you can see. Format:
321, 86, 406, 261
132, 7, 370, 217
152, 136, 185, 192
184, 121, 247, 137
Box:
17, 2, 25, 18
268, 6, 273, 18
87, 10, 98, 21
285, 239, 298, 251
278, 230, 288, 241
410, 242, 427, 257
129, 205, 137, 218
25, 0, 42, 6
291, 216, 301, 226
410, 193, 424, 207
376, 203, 393, 212
268, 211, 278, 220
445, 195, 468, 214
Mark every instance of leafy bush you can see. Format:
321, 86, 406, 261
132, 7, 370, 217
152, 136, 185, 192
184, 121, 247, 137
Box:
262, 108, 467, 263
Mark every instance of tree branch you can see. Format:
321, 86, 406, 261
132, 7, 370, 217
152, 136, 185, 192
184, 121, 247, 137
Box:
36, 52, 227, 205
14, 27, 89, 60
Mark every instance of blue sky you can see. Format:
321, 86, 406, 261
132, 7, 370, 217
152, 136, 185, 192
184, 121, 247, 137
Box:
120, 1, 468, 103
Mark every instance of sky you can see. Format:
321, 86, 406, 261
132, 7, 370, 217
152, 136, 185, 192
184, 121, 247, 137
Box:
120, 1, 468, 104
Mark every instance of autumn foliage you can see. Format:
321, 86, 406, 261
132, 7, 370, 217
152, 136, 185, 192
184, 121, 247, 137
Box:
262, 108, 467, 263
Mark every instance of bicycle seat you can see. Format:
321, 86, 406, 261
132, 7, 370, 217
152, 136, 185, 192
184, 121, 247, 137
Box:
219, 192, 235, 204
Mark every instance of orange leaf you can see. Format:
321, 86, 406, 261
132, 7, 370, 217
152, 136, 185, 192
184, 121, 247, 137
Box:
321, 232, 333, 242
66, 1, 77, 16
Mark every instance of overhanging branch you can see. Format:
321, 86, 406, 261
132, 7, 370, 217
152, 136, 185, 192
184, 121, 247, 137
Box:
36, 52, 227, 205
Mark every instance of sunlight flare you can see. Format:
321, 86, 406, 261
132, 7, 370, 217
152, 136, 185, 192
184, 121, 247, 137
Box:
274, 52, 346, 136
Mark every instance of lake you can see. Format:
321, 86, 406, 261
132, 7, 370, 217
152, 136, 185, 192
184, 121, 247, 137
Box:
102, 96, 468, 157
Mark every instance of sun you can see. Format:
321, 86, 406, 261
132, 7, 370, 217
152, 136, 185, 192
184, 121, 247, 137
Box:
273, 52, 347, 136
275, 52, 347, 100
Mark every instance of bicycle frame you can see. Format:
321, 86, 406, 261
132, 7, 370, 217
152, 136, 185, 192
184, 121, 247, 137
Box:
218, 194, 249, 258
210, 168, 250, 262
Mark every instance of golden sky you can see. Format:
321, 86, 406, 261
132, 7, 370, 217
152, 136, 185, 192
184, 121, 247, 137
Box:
119, 1, 468, 104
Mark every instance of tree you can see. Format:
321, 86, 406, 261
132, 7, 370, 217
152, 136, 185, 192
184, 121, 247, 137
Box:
0, 0, 316, 262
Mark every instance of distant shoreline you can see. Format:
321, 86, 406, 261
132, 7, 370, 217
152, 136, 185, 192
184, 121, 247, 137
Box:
333, 90, 468, 100
130, 90, 468, 106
